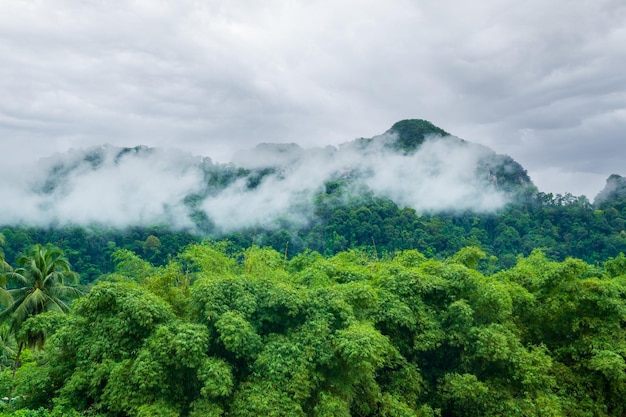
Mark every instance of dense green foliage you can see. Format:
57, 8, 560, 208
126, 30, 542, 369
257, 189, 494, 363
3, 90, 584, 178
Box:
297, 185, 626, 266
2, 240, 626, 416
0, 227, 200, 283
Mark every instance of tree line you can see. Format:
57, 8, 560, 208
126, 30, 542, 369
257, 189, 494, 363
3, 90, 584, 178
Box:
2, 184, 626, 284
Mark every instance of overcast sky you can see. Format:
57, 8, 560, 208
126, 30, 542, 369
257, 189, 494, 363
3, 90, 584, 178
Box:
1, 0, 625, 199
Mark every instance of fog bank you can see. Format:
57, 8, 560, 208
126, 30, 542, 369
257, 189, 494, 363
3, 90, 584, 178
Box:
0, 134, 515, 232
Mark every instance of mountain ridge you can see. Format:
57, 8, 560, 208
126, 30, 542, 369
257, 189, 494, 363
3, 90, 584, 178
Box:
6, 119, 620, 232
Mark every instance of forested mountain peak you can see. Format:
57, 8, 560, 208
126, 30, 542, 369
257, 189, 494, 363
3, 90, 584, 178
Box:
594, 173, 626, 209
380, 119, 531, 192
386, 119, 453, 153
229, 119, 531, 194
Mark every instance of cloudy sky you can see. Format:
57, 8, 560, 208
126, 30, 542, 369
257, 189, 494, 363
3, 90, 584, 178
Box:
1, 0, 625, 199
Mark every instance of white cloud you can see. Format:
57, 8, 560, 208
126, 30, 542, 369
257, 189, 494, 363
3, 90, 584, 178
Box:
0, 147, 205, 228
202, 134, 510, 232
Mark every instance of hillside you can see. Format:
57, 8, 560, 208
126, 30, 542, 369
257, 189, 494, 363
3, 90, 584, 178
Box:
1, 120, 625, 281
11, 119, 531, 231
2, 121, 626, 417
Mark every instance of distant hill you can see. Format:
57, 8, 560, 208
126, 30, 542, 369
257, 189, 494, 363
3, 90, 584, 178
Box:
15, 119, 538, 232
594, 174, 626, 210
213, 118, 532, 194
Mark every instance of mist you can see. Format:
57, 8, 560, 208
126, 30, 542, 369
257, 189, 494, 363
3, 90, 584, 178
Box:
0, 146, 205, 229
0, 133, 514, 233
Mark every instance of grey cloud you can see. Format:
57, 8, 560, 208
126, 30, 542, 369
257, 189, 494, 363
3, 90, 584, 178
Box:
0, 0, 625, 201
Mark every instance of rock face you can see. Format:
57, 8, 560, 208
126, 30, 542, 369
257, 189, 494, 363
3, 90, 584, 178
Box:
594, 174, 626, 209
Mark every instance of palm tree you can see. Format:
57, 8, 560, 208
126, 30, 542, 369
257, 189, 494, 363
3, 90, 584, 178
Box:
0, 234, 15, 372
0, 243, 81, 374
0, 323, 16, 371
0, 233, 10, 272
0, 233, 12, 313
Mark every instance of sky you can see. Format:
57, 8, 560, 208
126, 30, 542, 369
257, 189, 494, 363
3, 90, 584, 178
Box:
1, 0, 625, 200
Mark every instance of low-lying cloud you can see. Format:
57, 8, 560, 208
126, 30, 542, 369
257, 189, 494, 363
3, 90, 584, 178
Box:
0, 133, 514, 233
0, 146, 205, 229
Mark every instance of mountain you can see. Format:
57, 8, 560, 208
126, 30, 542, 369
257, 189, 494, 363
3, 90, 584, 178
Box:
3, 121, 626, 282
13, 119, 534, 231
387, 119, 531, 192
386, 119, 452, 152
232, 119, 532, 193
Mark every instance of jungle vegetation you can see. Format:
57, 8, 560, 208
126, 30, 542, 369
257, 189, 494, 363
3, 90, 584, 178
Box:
1, 234, 626, 416
1, 122, 626, 415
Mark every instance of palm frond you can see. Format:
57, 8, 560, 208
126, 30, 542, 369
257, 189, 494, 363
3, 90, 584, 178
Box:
0, 287, 12, 307
48, 285, 83, 300
0, 250, 11, 273
44, 296, 70, 314
5, 270, 31, 287
7, 287, 29, 300
11, 289, 48, 328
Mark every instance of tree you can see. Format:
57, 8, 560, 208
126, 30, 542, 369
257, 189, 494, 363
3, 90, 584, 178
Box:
143, 235, 162, 263
0, 244, 81, 374
0, 323, 16, 371
0, 233, 10, 272
0, 233, 11, 307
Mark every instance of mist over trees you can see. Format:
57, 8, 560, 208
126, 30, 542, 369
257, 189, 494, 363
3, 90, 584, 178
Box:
2, 177, 625, 283
0, 120, 529, 230
1, 119, 626, 416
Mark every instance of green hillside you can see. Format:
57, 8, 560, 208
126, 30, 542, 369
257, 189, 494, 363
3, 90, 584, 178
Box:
2, 120, 626, 416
